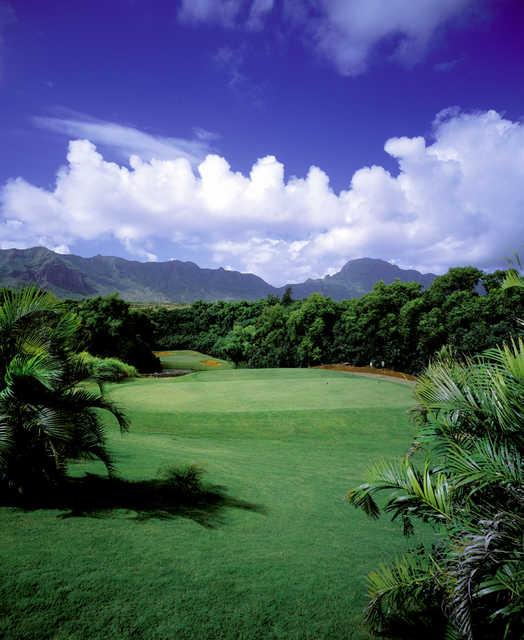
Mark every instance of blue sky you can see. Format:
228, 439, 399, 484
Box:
0, 0, 523, 284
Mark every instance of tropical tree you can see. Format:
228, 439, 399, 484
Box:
0, 287, 128, 496
348, 342, 524, 639
287, 293, 337, 366
213, 323, 256, 366
73, 294, 160, 372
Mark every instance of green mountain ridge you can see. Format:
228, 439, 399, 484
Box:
0, 247, 436, 301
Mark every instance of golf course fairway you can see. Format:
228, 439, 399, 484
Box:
0, 366, 425, 640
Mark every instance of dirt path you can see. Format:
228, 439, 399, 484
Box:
317, 364, 416, 384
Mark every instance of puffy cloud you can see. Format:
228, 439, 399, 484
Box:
52, 244, 71, 255
1, 109, 523, 285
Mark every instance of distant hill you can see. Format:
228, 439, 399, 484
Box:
0, 247, 436, 302
287, 257, 436, 299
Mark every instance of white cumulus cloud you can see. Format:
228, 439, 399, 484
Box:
1, 109, 523, 285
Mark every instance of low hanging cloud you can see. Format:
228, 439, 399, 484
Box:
177, 0, 476, 75
1, 108, 523, 285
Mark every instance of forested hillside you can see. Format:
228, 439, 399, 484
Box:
0, 247, 435, 302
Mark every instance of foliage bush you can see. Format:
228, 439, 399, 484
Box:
77, 351, 138, 383
347, 340, 524, 639
70, 295, 160, 372
0, 287, 128, 496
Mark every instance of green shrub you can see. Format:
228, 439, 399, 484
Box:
348, 340, 524, 639
78, 352, 138, 383
0, 288, 128, 495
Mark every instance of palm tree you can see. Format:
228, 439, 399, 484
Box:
348, 341, 523, 639
0, 287, 128, 496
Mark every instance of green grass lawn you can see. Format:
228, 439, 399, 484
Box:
0, 364, 427, 640
154, 349, 233, 371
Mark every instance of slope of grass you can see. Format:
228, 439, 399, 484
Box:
0, 364, 429, 639
154, 349, 233, 371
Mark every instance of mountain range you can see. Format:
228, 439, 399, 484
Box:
0, 247, 436, 302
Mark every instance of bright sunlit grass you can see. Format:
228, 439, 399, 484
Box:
0, 359, 427, 640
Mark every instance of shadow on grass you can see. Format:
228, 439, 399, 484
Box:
2, 465, 266, 528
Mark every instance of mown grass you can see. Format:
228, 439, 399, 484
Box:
0, 364, 428, 639
154, 349, 233, 371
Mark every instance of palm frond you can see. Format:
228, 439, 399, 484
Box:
482, 337, 524, 383
448, 512, 523, 640
0, 413, 14, 466
0, 287, 131, 493
348, 458, 453, 529
365, 551, 443, 633
4, 350, 62, 393
414, 341, 524, 446
0, 286, 58, 334
59, 386, 129, 433
501, 269, 524, 290
446, 438, 522, 495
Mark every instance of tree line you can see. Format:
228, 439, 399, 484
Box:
147, 266, 523, 373
40, 265, 522, 375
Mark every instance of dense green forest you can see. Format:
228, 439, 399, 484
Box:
54, 266, 523, 375
145, 267, 523, 374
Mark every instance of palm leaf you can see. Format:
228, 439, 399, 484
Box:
446, 438, 522, 495
501, 269, 524, 290
348, 458, 453, 529
448, 512, 523, 640
365, 551, 443, 633
4, 350, 62, 394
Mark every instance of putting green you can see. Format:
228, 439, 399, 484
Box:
111, 368, 412, 414
154, 349, 233, 371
